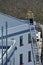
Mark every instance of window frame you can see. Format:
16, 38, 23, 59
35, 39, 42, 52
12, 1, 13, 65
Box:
36, 55, 39, 61
20, 36, 23, 46
28, 34, 32, 43
20, 54, 23, 65
31, 27, 34, 30
28, 51, 31, 62
30, 19, 33, 25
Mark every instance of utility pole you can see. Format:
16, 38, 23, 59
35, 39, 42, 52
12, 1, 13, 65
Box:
6, 22, 8, 65
1, 26, 3, 65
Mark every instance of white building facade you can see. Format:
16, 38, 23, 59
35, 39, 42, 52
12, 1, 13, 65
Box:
0, 13, 41, 65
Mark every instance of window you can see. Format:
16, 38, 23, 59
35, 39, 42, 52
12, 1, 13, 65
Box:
28, 34, 31, 43
28, 51, 31, 62
40, 32, 42, 38
20, 36, 23, 46
31, 27, 34, 30
30, 19, 33, 25
20, 54, 23, 65
32, 37, 36, 43
36, 55, 39, 61
37, 39, 39, 41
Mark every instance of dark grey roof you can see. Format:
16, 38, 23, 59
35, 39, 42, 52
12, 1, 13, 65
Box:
0, 12, 25, 29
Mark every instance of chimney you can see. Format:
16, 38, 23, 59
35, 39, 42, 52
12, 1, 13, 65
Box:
27, 11, 34, 25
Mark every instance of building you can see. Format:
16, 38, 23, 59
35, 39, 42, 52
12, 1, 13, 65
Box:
0, 12, 41, 65
39, 24, 43, 65
36, 31, 42, 56
35, 23, 42, 57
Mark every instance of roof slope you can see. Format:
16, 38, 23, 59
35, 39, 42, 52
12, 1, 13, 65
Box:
0, 12, 25, 29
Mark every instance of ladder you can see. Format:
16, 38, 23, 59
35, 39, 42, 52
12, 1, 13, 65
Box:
29, 24, 41, 65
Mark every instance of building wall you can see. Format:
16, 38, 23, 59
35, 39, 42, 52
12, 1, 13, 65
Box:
7, 24, 35, 65
0, 24, 35, 65
7, 32, 34, 65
